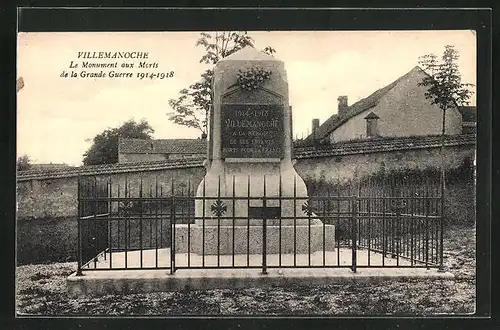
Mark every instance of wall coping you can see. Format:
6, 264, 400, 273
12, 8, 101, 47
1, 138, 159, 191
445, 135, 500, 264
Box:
17, 158, 205, 181
17, 134, 476, 182
294, 134, 476, 159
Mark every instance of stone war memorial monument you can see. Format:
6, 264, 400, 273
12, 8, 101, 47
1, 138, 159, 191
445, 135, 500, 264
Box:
67, 45, 454, 298
175, 46, 335, 258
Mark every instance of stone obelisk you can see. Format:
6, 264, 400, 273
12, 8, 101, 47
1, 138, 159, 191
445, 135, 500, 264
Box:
175, 47, 334, 254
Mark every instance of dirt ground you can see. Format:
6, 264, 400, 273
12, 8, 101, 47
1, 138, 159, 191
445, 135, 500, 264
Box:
16, 225, 476, 316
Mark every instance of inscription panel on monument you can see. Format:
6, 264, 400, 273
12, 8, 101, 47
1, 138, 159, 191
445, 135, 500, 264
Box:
221, 104, 284, 158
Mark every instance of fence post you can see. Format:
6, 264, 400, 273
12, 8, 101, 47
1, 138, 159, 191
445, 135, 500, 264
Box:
438, 176, 445, 272
106, 176, 111, 265
170, 179, 176, 275
395, 201, 402, 266
93, 177, 98, 269
262, 175, 268, 275
410, 183, 414, 267
351, 195, 357, 273
425, 181, 430, 269
139, 177, 143, 269
76, 175, 83, 276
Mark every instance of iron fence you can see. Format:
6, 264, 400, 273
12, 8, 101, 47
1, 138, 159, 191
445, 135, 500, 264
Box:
76, 174, 443, 275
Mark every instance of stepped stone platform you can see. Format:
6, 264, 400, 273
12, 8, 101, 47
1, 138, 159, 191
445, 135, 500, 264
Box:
67, 248, 454, 297
174, 223, 335, 254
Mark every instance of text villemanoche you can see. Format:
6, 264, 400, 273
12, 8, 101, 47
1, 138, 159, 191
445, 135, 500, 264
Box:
77, 51, 150, 59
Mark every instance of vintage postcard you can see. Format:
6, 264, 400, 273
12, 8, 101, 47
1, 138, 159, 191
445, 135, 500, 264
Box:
16, 28, 479, 317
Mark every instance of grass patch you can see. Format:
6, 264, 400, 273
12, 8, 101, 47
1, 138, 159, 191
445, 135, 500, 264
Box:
16, 225, 476, 316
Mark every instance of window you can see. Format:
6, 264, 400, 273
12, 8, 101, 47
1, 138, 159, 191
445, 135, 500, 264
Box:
364, 112, 380, 138
367, 120, 377, 137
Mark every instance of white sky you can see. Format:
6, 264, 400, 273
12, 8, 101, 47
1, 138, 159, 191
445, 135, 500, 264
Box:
17, 31, 476, 166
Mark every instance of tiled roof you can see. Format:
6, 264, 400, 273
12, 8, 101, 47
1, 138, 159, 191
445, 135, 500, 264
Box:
29, 163, 74, 171
364, 112, 380, 119
307, 66, 424, 142
17, 158, 205, 181
458, 106, 477, 122
17, 134, 475, 181
119, 138, 207, 154
294, 134, 476, 159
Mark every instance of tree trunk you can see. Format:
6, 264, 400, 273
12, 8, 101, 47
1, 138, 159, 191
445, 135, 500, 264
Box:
439, 107, 446, 271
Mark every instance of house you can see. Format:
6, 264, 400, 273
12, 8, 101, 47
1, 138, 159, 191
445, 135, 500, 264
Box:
306, 66, 465, 143
458, 106, 477, 134
118, 138, 207, 163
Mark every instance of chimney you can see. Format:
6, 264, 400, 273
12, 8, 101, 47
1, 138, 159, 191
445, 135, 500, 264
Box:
337, 95, 348, 116
312, 119, 320, 141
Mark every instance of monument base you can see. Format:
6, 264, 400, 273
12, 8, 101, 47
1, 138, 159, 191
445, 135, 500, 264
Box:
174, 223, 335, 255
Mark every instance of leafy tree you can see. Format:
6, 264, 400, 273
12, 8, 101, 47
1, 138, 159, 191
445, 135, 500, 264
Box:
167, 32, 276, 136
418, 45, 475, 241
418, 45, 475, 134
82, 119, 154, 165
17, 154, 32, 171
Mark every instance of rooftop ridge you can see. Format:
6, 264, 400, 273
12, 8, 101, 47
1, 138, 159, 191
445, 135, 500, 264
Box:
119, 138, 207, 154
308, 66, 426, 142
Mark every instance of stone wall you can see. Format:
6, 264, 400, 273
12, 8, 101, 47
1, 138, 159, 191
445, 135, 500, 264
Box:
17, 177, 77, 219
17, 141, 475, 221
17, 166, 205, 220
16, 140, 476, 264
295, 143, 475, 184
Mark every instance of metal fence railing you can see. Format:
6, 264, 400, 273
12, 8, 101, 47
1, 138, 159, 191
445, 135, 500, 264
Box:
76, 174, 444, 275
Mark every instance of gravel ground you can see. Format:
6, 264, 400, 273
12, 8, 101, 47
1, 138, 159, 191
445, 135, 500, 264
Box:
16, 225, 475, 316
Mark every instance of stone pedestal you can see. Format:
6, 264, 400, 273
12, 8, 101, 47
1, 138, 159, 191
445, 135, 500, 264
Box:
175, 224, 335, 255
175, 47, 334, 254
